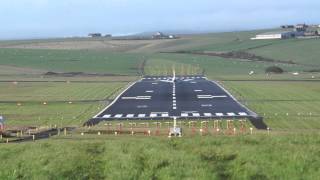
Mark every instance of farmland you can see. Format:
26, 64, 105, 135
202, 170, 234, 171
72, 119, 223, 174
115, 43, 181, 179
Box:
1, 30, 320, 179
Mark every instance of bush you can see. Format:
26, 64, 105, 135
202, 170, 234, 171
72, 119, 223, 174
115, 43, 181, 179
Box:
265, 66, 284, 74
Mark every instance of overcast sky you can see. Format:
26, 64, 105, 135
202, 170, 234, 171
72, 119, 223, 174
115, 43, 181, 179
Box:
0, 0, 319, 39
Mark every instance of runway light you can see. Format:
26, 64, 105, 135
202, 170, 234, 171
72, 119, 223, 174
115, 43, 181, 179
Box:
43, 102, 47, 105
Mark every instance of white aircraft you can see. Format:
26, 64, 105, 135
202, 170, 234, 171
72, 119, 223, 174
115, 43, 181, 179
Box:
159, 67, 177, 83
159, 67, 194, 83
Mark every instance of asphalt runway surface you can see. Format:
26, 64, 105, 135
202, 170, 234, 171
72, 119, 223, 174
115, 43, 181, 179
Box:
89, 76, 257, 123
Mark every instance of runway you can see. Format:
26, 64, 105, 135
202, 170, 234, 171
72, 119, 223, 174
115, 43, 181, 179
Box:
89, 76, 257, 122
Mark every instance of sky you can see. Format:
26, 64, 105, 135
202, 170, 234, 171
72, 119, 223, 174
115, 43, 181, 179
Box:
0, 0, 319, 39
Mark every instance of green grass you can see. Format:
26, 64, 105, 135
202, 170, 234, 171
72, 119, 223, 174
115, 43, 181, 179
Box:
0, 49, 146, 75
223, 81, 320, 130
1, 102, 105, 126
145, 53, 307, 79
0, 134, 319, 179
0, 81, 127, 126
0, 82, 125, 102
248, 38, 320, 66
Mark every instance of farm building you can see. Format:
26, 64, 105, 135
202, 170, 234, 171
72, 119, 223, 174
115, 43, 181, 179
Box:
88, 33, 102, 38
251, 31, 304, 40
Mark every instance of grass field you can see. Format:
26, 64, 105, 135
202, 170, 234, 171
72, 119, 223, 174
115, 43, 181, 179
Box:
223, 81, 320, 130
1, 134, 319, 179
0, 49, 146, 75
1, 29, 320, 179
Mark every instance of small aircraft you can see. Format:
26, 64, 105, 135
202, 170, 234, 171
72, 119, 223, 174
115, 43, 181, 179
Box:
159, 67, 194, 83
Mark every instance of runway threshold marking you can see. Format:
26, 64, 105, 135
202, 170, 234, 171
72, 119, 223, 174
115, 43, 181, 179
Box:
115, 114, 123, 118
239, 112, 248, 116
194, 90, 203, 92
126, 114, 134, 118
227, 112, 236, 116
103, 114, 111, 118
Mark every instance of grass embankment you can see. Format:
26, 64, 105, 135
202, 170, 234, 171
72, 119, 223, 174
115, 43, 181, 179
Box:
0, 134, 319, 179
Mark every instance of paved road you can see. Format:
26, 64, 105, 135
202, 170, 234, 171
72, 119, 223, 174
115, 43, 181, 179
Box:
90, 76, 256, 122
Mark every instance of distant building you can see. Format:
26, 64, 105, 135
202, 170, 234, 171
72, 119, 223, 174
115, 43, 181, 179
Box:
281, 25, 294, 29
251, 31, 303, 40
0, 116, 4, 131
88, 33, 102, 38
295, 24, 308, 32
152, 32, 177, 39
104, 34, 112, 38
152, 32, 166, 39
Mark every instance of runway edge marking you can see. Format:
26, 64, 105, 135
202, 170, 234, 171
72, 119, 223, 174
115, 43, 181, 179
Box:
212, 80, 258, 118
93, 80, 139, 118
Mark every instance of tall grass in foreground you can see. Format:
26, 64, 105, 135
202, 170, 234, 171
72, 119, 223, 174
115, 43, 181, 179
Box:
0, 134, 319, 179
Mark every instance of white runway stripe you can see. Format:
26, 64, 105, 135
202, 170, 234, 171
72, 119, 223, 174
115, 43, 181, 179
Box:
181, 113, 189, 117
215, 113, 224, 116
138, 114, 146, 118
161, 113, 169, 117
103, 114, 111, 118
192, 113, 200, 117
204, 113, 212, 117
227, 112, 236, 116
150, 113, 158, 118
114, 114, 123, 118
197, 95, 227, 99
238, 112, 248, 116
126, 114, 134, 118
